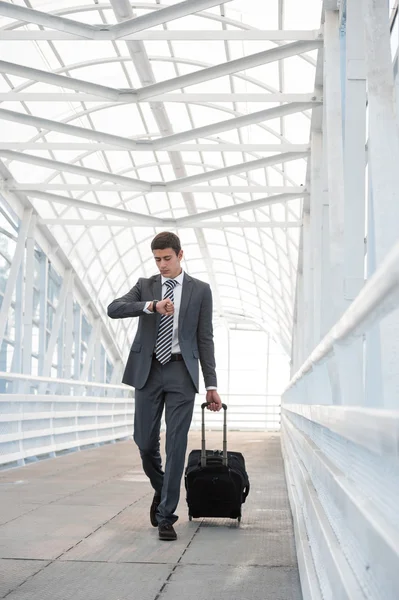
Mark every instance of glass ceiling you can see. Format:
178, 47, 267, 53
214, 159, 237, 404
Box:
0, 0, 322, 357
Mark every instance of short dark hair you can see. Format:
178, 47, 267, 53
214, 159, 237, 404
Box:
151, 232, 181, 255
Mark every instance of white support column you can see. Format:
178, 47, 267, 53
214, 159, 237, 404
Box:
309, 130, 323, 346
344, 0, 366, 302
320, 103, 332, 339
80, 319, 101, 382
292, 268, 304, 373
110, 359, 123, 385
302, 209, 313, 359
63, 274, 74, 382
40, 269, 73, 379
0, 208, 32, 348
0, 340, 6, 393
22, 216, 37, 380
73, 304, 82, 380
342, 1, 367, 406
38, 252, 48, 377
11, 258, 24, 391
110, 359, 124, 396
364, 178, 383, 406
364, 0, 399, 407
57, 310, 64, 390
94, 338, 104, 395
324, 10, 346, 327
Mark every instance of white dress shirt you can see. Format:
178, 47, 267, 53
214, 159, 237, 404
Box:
144, 270, 184, 353
143, 270, 216, 390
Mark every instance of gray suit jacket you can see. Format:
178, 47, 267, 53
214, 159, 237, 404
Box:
107, 273, 217, 392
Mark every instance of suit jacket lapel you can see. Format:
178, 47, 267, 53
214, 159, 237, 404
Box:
179, 273, 193, 331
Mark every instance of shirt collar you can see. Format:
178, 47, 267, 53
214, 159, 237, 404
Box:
161, 269, 184, 286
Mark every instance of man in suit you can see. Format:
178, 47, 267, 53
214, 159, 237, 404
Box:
107, 231, 222, 541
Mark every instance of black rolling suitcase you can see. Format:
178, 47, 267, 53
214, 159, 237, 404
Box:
185, 402, 250, 522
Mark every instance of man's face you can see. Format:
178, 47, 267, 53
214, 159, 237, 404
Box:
153, 247, 183, 279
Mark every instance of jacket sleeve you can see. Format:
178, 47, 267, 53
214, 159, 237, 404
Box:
107, 279, 148, 319
197, 284, 217, 388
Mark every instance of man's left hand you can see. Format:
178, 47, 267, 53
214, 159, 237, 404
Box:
205, 390, 222, 411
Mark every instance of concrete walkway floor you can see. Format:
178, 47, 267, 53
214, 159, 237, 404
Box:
0, 432, 302, 600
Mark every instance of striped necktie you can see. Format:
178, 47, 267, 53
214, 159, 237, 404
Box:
155, 279, 178, 365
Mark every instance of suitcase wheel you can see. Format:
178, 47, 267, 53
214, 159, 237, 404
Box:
237, 516, 241, 524
189, 514, 193, 521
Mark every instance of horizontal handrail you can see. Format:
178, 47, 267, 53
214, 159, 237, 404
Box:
285, 240, 399, 391
0, 394, 132, 404
0, 372, 281, 400
0, 371, 131, 392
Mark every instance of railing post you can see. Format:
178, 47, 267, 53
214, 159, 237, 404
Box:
363, 0, 399, 407
22, 216, 37, 393
38, 251, 48, 379
324, 10, 346, 328
364, 181, 383, 407
310, 128, 323, 347
342, 0, 367, 406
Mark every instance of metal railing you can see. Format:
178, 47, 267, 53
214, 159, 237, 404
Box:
0, 372, 133, 467
191, 394, 281, 431
282, 241, 399, 600
0, 372, 281, 468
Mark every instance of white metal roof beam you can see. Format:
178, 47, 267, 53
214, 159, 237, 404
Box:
40, 219, 301, 228
0, 60, 120, 100
166, 152, 309, 189
24, 191, 164, 226
0, 150, 151, 192
0, 30, 322, 41
0, 143, 310, 152
1, 150, 307, 189
0, 0, 232, 40
8, 184, 306, 193
0, 55, 321, 101
136, 41, 322, 100
0, 1, 93, 38
0, 103, 316, 150
112, 0, 233, 39
151, 102, 318, 149
176, 192, 307, 225
0, 93, 321, 103
0, 108, 145, 149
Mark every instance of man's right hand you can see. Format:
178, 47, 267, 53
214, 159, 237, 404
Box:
155, 299, 175, 315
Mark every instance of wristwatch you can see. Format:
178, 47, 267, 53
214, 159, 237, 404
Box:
152, 300, 159, 313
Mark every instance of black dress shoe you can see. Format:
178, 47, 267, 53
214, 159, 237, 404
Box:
150, 494, 161, 528
158, 523, 177, 541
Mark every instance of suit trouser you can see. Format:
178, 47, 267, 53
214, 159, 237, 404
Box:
133, 357, 196, 525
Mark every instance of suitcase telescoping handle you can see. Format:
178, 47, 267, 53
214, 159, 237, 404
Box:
200, 402, 228, 468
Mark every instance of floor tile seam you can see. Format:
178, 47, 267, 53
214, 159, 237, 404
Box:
0, 557, 299, 569
182, 562, 299, 568
1, 559, 52, 599
53, 559, 181, 565
0, 505, 44, 528
59, 560, 299, 569
152, 520, 203, 600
